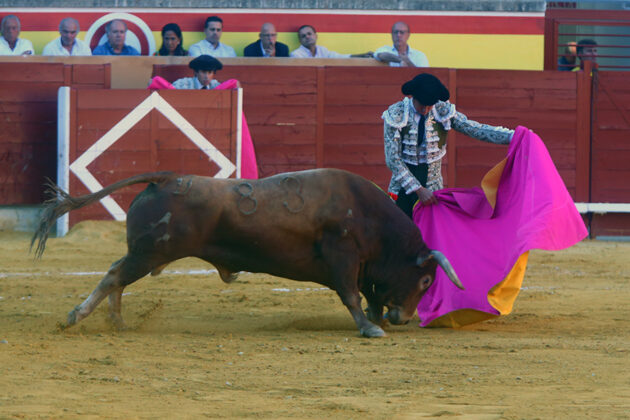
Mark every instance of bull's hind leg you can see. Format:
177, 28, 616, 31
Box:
67, 255, 154, 329
107, 286, 125, 329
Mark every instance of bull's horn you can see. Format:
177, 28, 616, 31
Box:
430, 250, 464, 290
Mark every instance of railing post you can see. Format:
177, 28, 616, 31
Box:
543, 15, 559, 70
447, 68, 457, 188
575, 61, 593, 203
316, 67, 325, 169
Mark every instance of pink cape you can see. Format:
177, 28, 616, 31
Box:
413, 126, 588, 327
147, 76, 258, 179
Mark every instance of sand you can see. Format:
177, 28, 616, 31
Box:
0, 221, 628, 419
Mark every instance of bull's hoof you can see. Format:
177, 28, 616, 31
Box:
218, 268, 238, 283
360, 325, 386, 338
67, 306, 80, 326
108, 314, 127, 331
224, 273, 238, 283
55, 321, 69, 331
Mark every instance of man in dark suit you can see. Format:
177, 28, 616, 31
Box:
244, 23, 289, 57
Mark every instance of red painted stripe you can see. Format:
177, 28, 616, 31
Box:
16, 11, 543, 35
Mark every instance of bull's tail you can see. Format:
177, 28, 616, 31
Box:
30, 171, 177, 258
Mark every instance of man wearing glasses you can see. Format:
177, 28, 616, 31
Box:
244, 23, 289, 57
375, 21, 429, 67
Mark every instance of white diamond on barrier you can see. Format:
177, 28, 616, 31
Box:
69, 92, 236, 221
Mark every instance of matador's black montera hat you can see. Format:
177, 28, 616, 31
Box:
189, 54, 223, 72
401, 73, 450, 106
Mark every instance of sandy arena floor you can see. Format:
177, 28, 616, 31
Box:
0, 221, 628, 419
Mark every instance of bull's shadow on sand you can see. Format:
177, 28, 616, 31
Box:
265, 315, 358, 332
68, 300, 367, 336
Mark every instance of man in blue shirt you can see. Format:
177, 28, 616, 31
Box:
93, 19, 140, 56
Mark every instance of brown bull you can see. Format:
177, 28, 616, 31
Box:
32, 169, 462, 337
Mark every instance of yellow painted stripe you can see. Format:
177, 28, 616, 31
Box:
23, 30, 543, 70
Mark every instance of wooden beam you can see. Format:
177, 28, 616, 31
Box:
447, 68, 458, 188
543, 18, 558, 70
575, 62, 592, 202
316, 67, 325, 169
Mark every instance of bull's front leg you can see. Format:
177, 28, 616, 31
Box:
321, 234, 385, 337
361, 284, 385, 326
365, 302, 385, 326
337, 290, 385, 337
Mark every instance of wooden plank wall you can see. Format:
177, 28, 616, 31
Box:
4, 63, 627, 235
224, 66, 322, 176
154, 65, 321, 177
153, 65, 581, 195
456, 70, 581, 197
0, 63, 110, 205
590, 71, 630, 236
69, 89, 237, 226
321, 67, 439, 184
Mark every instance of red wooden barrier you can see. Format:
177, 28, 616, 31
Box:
590, 71, 630, 236
2, 62, 628, 236
457, 69, 583, 198
153, 65, 582, 196
0, 63, 110, 205
61, 88, 240, 229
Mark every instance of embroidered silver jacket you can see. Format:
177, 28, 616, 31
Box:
382, 98, 514, 194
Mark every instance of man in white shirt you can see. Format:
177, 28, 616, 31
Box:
375, 22, 429, 67
172, 54, 223, 90
0, 15, 34, 56
42, 17, 92, 56
290, 25, 373, 59
188, 16, 236, 58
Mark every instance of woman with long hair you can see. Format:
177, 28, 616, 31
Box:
155, 23, 187, 56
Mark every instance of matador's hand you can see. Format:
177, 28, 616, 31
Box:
416, 187, 438, 206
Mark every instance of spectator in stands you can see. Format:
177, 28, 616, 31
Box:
557, 41, 577, 71
155, 23, 187, 56
0, 15, 34, 55
374, 22, 428, 67
172, 55, 224, 89
189, 16, 236, 58
290, 25, 373, 58
244, 23, 288, 57
575, 39, 598, 71
42, 17, 92, 56
92, 19, 140, 56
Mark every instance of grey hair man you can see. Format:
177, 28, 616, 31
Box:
243, 22, 289, 57
42, 17, 92, 56
92, 19, 140, 56
0, 15, 34, 55
374, 21, 428, 67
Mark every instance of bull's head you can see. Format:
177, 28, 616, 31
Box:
385, 250, 463, 326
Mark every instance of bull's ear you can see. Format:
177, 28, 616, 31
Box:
418, 274, 433, 291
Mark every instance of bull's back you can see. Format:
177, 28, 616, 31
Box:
124, 169, 415, 276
